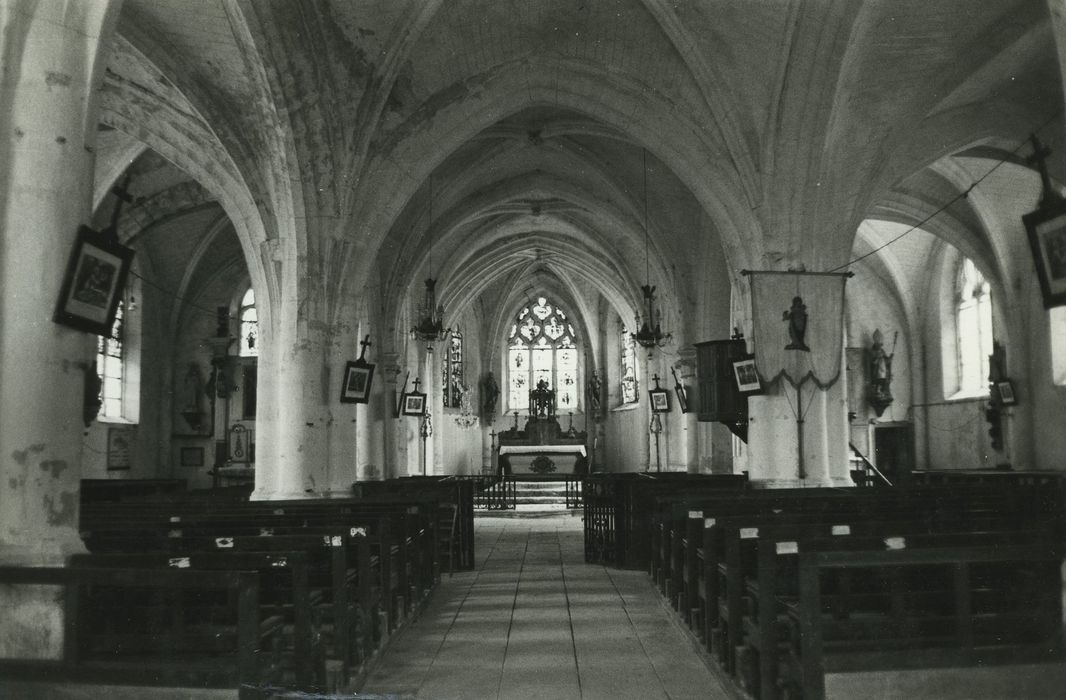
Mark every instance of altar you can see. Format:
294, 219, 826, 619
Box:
496, 380, 589, 475
498, 443, 588, 475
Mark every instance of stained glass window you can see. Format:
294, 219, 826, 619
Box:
620, 326, 638, 404
507, 297, 579, 412
239, 288, 258, 357
442, 328, 464, 408
97, 300, 124, 418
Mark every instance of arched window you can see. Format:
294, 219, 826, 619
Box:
620, 325, 638, 404
507, 297, 579, 412
1051, 307, 1066, 386
956, 258, 993, 395
238, 288, 258, 357
442, 328, 464, 408
97, 300, 124, 418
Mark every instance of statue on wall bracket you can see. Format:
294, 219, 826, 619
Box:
868, 328, 896, 417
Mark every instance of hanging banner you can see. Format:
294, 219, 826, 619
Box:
745, 270, 850, 388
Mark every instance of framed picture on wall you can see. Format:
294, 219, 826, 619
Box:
401, 391, 427, 416
54, 226, 134, 336
649, 388, 671, 413
675, 384, 689, 413
732, 355, 763, 394
994, 380, 1017, 406
339, 359, 375, 404
179, 446, 204, 467
106, 426, 132, 471
1023, 200, 1066, 308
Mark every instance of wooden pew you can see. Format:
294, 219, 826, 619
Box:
646, 484, 1061, 700
0, 566, 271, 699
80, 530, 383, 671
81, 497, 438, 620
582, 473, 748, 569
659, 484, 1060, 644
785, 540, 1061, 699
67, 550, 323, 689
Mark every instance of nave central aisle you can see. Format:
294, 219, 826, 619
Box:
360, 515, 734, 700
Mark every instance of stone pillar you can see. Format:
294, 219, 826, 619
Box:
0, 1, 119, 564
380, 352, 403, 479
252, 271, 363, 499
744, 272, 852, 488
747, 380, 851, 487
0, 1, 120, 662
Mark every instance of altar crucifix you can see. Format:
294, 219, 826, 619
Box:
529, 379, 556, 419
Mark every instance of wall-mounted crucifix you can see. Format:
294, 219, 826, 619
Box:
103, 172, 135, 239
1027, 133, 1064, 210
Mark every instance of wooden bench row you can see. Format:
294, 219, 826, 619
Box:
582, 472, 748, 569
0, 484, 466, 697
0, 566, 271, 699
632, 481, 1062, 699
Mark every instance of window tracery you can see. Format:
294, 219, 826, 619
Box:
507, 297, 579, 412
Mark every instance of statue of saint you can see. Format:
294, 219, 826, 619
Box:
587, 370, 602, 415
870, 329, 893, 390
783, 296, 810, 351
482, 371, 499, 418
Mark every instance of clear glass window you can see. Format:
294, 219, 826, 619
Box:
239, 288, 258, 357
956, 258, 993, 395
97, 300, 124, 418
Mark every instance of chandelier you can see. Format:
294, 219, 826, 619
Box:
631, 149, 672, 349
411, 277, 448, 342
410, 176, 450, 344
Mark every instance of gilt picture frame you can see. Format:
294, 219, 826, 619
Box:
54, 226, 134, 336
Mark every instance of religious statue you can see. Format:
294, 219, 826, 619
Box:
586, 370, 602, 416
783, 296, 810, 351
481, 371, 500, 421
868, 328, 896, 416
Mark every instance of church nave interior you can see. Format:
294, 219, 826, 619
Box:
3, 1, 1066, 698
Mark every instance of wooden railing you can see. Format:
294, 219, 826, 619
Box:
450, 474, 584, 510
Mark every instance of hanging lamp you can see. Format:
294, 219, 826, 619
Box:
631, 149, 672, 349
410, 175, 450, 344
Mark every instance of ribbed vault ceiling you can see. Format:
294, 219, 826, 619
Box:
94, 0, 1065, 344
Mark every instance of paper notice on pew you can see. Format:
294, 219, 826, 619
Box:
884, 537, 906, 550
215, 537, 234, 549
323, 535, 342, 547
832, 525, 851, 536
776, 541, 799, 554
168, 557, 190, 568
688, 511, 702, 519
740, 527, 759, 539
704, 518, 716, 528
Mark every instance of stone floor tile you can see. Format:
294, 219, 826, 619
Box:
359, 514, 732, 699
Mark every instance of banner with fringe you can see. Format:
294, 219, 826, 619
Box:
745, 270, 850, 389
